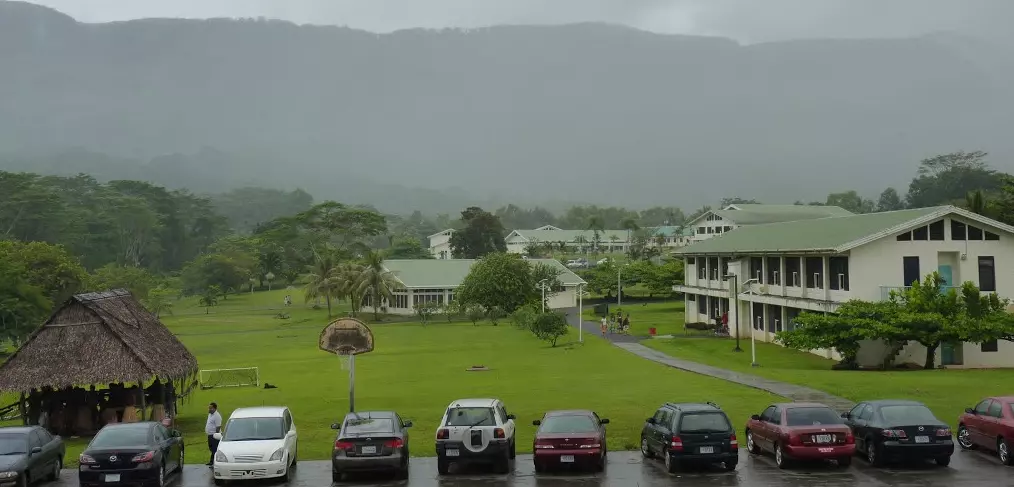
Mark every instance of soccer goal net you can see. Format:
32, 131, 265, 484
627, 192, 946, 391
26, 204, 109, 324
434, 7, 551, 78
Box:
199, 367, 260, 389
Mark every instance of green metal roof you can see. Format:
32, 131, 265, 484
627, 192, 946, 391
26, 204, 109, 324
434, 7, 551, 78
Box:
726, 204, 854, 217
509, 229, 630, 243
674, 207, 945, 255
383, 258, 586, 289
650, 226, 694, 237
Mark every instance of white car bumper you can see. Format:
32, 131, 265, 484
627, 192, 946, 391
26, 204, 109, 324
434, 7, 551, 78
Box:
213, 460, 288, 480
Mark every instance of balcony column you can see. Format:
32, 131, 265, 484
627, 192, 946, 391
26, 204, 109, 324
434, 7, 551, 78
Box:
761, 257, 768, 285
779, 257, 787, 296
822, 256, 831, 301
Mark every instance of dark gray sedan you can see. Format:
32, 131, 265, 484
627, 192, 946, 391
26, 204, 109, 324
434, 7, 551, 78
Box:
331, 411, 412, 482
0, 426, 65, 487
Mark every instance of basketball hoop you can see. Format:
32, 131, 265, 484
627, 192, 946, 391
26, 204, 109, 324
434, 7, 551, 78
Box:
319, 318, 374, 413
337, 350, 353, 371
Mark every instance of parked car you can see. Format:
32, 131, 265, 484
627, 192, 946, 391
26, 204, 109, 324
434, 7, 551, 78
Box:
843, 399, 953, 467
0, 426, 64, 486
212, 406, 298, 485
78, 422, 183, 487
957, 396, 1014, 465
331, 411, 412, 481
640, 402, 738, 473
435, 398, 516, 475
744, 402, 854, 469
532, 410, 608, 473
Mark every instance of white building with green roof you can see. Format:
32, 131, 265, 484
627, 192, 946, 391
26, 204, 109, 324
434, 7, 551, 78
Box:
686, 204, 855, 243
427, 229, 454, 259
505, 225, 633, 254
673, 205, 1014, 369
372, 258, 587, 315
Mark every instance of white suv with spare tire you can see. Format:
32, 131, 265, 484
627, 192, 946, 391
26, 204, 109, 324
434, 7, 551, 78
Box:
434, 398, 517, 474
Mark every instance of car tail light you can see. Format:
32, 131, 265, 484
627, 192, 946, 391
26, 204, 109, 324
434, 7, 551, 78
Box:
670, 436, 683, 451
131, 451, 155, 463
534, 439, 554, 449
882, 429, 907, 438
384, 438, 404, 449
79, 454, 96, 464
936, 428, 952, 437
436, 429, 449, 440
579, 443, 601, 449
493, 428, 505, 439
334, 441, 354, 450
729, 433, 738, 450
844, 431, 855, 444
787, 433, 802, 446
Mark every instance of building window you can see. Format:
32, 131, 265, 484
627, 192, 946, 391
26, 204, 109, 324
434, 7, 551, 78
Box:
912, 225, 928, 240
687, 257, 696, 266
951, 220, 966, 240
978, 256, 996, 292
697, 227, 706, 234
929, 220, 944, 240
903, 256, 920, 287
708, 257, 719, 280
829, 256, 849, 291
805, 257, 823, 289
697, 296, 707, 314
391, 293, 408, 309
697, 261, 707, 280
766, 257, 781, 285
897, 231, 912, 241
721, 259, 729, 277
981, 340, 999, 352
687, 294, 696, 301
968, 225, 983, 240
750, 257, 764, 283
724, 226, 733, 232
985, 231, 1000, 241
785, 257, 801, 287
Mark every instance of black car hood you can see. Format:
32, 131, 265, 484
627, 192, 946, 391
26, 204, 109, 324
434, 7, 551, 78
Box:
0, 455, 27, 470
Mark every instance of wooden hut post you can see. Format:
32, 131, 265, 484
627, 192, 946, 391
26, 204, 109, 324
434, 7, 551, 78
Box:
138, 379, 146, 420
18, 393, 25, 426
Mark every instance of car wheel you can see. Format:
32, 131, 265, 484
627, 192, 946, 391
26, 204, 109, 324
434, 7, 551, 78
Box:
534, 461, 546, 474
837, 456, 852, 468
640, 437, 654, 459
437, 456, 450, 475
213, 479, 225, 486
664, 451, 678, 474
155, 465, 165, 487
495, 448, 511, 474
331, 470, 342, 483
291, 448, 298, 468
723, 460, 738, 471
866, 438, 883, 467
15, 473, 26, 487
999, 438, 1013, 466
745, 430, 760, 454
510, 439, 516, 459
956, 425, 975, 450
774, 443, 790, 469
935, 456, 951, 467
49, 456, 62, 481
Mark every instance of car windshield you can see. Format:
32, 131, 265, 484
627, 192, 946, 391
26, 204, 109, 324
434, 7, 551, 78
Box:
445, 407, 496, 427
785, 407, 845, 427
539, 415, 597, 434
879, 405, 938, 425
90, 427, 150, 448
0, 435, 27, 455
679, 413, 732, 433
223, 417, 285, 441
343, 417, 395, 435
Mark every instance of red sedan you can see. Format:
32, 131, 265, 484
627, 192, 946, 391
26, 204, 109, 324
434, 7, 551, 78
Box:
532, 410, 608, 472
957, 396, 1014, 465
745, 402, 855, 469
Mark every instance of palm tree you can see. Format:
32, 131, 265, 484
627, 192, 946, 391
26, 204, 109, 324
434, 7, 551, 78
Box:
574, 235, 589, 255
586, 216, 605, 254
966, 190, 987, 215
304, 249, 344, 318
355, 251, 400, 321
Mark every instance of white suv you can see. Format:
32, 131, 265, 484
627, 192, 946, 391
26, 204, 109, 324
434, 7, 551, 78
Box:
435, 398, 516, 474
212, 406, 298, 484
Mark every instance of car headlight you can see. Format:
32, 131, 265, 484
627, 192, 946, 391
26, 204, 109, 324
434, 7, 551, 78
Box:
268, 448, 284, 462
0, 472, 17, 479
215, 451, 228, 463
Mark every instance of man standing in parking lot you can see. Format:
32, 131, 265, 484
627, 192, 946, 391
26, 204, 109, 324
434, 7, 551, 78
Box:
206, 402, 223, 466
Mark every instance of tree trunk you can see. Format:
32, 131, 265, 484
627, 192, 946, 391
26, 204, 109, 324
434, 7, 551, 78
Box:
326, 295, 332, 318
923, 342, 939, 369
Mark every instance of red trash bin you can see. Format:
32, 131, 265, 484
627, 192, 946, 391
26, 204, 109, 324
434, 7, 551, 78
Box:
649, 327, 657, 336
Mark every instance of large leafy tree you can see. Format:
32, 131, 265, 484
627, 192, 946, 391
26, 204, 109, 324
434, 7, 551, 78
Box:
906, 151, 1002, 208
456, 252, 559, 318
825, 190, 875, 214
449, 207, 506, 259
0, 259, 51, 345
777, 300, 895, 368
875, 187, 905, 212
0, 240, 89, 305
88, 264, 159, 301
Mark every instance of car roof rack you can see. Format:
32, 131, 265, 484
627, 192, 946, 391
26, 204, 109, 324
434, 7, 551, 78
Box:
663, 401, 722, 411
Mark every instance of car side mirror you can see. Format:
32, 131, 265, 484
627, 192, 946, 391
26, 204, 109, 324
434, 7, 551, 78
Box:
30, 447, 42, 455
212, 432, 223, 441
403, 421, 413, 428
532, 420, 541, 426
965, 407, 976, 414
506, 414, 516, 420
750, 414, 761, 421
646, 417, 655, 424
840, 412, 848, 419
330, 423, 340, 430
600, 418, 610, 425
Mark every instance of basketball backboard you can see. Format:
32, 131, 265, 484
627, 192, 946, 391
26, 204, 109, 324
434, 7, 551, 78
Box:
319, 318, 375, 355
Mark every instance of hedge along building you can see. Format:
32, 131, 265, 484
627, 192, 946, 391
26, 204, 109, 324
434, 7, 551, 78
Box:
369, 259, 587, 315
0, 289, 198, 424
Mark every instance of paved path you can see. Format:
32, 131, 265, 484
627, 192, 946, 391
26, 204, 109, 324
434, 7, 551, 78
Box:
565, 308, 855, 412
56, 450, 1010, 486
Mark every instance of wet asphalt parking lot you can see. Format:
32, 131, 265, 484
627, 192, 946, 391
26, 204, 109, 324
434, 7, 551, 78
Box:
57, 449, 1014, 487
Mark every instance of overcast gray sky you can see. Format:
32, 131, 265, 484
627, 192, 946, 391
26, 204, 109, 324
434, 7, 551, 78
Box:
21, 0, 1014, 43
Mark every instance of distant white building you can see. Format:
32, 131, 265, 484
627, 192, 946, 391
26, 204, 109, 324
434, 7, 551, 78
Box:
365, 258, 587, 315
428, 229, 454, 259
685, 204, 854, 242
505, 225, 633, 254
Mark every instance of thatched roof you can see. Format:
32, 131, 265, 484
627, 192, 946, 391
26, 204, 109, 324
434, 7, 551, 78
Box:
0, 289, 198, 392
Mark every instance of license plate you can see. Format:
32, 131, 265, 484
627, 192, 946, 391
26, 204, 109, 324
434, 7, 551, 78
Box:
104, 474, 120, 482
915, 436, 929, 444
818, 447, 834, 453
815, 434, 833, 443
560, 455, 575, 463
446, 449, 460, 457
699, 446, 714, 454
361, 446, 377, 454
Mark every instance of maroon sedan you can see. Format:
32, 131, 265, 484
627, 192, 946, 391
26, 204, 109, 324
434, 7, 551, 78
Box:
745, 402, 855, 469
958, 396, 1014, 465
532, 410, 608, 472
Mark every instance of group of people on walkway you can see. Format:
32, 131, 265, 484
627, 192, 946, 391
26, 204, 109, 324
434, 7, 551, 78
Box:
599, 311, 631, 336
25, 379, 176, 436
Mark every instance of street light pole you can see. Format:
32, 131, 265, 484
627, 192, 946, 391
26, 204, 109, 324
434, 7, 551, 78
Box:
723, 274, 742, 352
539, 279, 548, 313
577, 283, 585, 343
739, 277, 760, 367
617, 266, 622, 307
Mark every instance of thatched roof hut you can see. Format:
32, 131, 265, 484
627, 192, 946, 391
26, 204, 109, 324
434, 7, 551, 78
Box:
0, 289, 198, 392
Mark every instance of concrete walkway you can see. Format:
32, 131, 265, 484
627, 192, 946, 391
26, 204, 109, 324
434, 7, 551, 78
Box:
565, 308, 855, 412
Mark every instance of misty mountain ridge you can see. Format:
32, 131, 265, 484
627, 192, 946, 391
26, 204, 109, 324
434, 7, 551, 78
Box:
3, 1, 1014, 212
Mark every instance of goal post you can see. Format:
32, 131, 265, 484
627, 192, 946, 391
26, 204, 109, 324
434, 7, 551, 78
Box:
199, 367, 260, 389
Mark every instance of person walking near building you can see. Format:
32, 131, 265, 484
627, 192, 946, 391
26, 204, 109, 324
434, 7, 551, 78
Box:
206, 402, 223, 466
599, 316, 608, 337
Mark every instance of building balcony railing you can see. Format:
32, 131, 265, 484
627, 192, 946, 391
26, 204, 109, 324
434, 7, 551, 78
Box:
879, 285, 957, 301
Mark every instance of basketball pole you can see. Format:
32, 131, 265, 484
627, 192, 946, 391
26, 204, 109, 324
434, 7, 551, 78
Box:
348, 354, 356, 413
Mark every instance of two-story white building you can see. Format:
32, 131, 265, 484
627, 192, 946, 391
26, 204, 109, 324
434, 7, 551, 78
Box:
648, 226, 694, 248
505, 225, 632, 254
673, 205, 1014, 369
686, 204, 854, 242
428, 229, 454, 259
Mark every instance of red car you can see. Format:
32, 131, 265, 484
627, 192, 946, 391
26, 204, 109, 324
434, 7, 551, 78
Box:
745, 402, 855, 469
957, 396, 1014, 465
532, 410, 608, 472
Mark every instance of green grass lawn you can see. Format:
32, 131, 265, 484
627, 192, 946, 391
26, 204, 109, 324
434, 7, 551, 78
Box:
642, 337, 1014, 428
57, 293, 778, 465
583, 301, 686, 337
